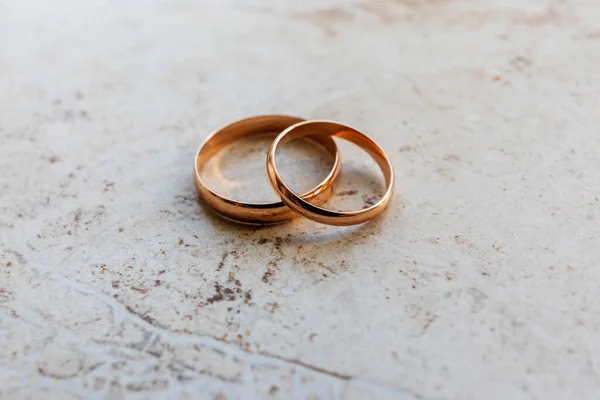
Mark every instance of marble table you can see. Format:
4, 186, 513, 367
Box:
2, 0, 599, 399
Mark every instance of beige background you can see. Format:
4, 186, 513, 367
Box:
2, 0, 600, 399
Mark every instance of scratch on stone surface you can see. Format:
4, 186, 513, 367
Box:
260, 351, 352, 380
357, 1, 401, 24
297, 7, 355, 25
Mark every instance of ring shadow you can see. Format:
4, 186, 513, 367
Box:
199, 165, 393, 246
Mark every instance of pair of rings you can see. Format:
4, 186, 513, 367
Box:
193, 115, 394, 226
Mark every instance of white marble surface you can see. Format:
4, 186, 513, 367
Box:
2, 0, 600, 399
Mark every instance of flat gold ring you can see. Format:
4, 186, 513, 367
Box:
267, 120, 394, 226
194, 115, 341, 224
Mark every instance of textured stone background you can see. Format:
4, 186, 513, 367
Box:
1, 0, 600, 399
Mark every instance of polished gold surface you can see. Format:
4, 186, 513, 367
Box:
194, 115, 341, 224
266, 120, 394, 226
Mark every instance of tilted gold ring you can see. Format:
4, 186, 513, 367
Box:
266, 120, 394, 226
194, 115, 341, 224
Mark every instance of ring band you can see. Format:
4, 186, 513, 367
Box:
194, 115, 341, 224
266, 120, 394, 226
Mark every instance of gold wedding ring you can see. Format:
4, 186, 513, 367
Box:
266, 120, 394, 226
194, 115, 341, 224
